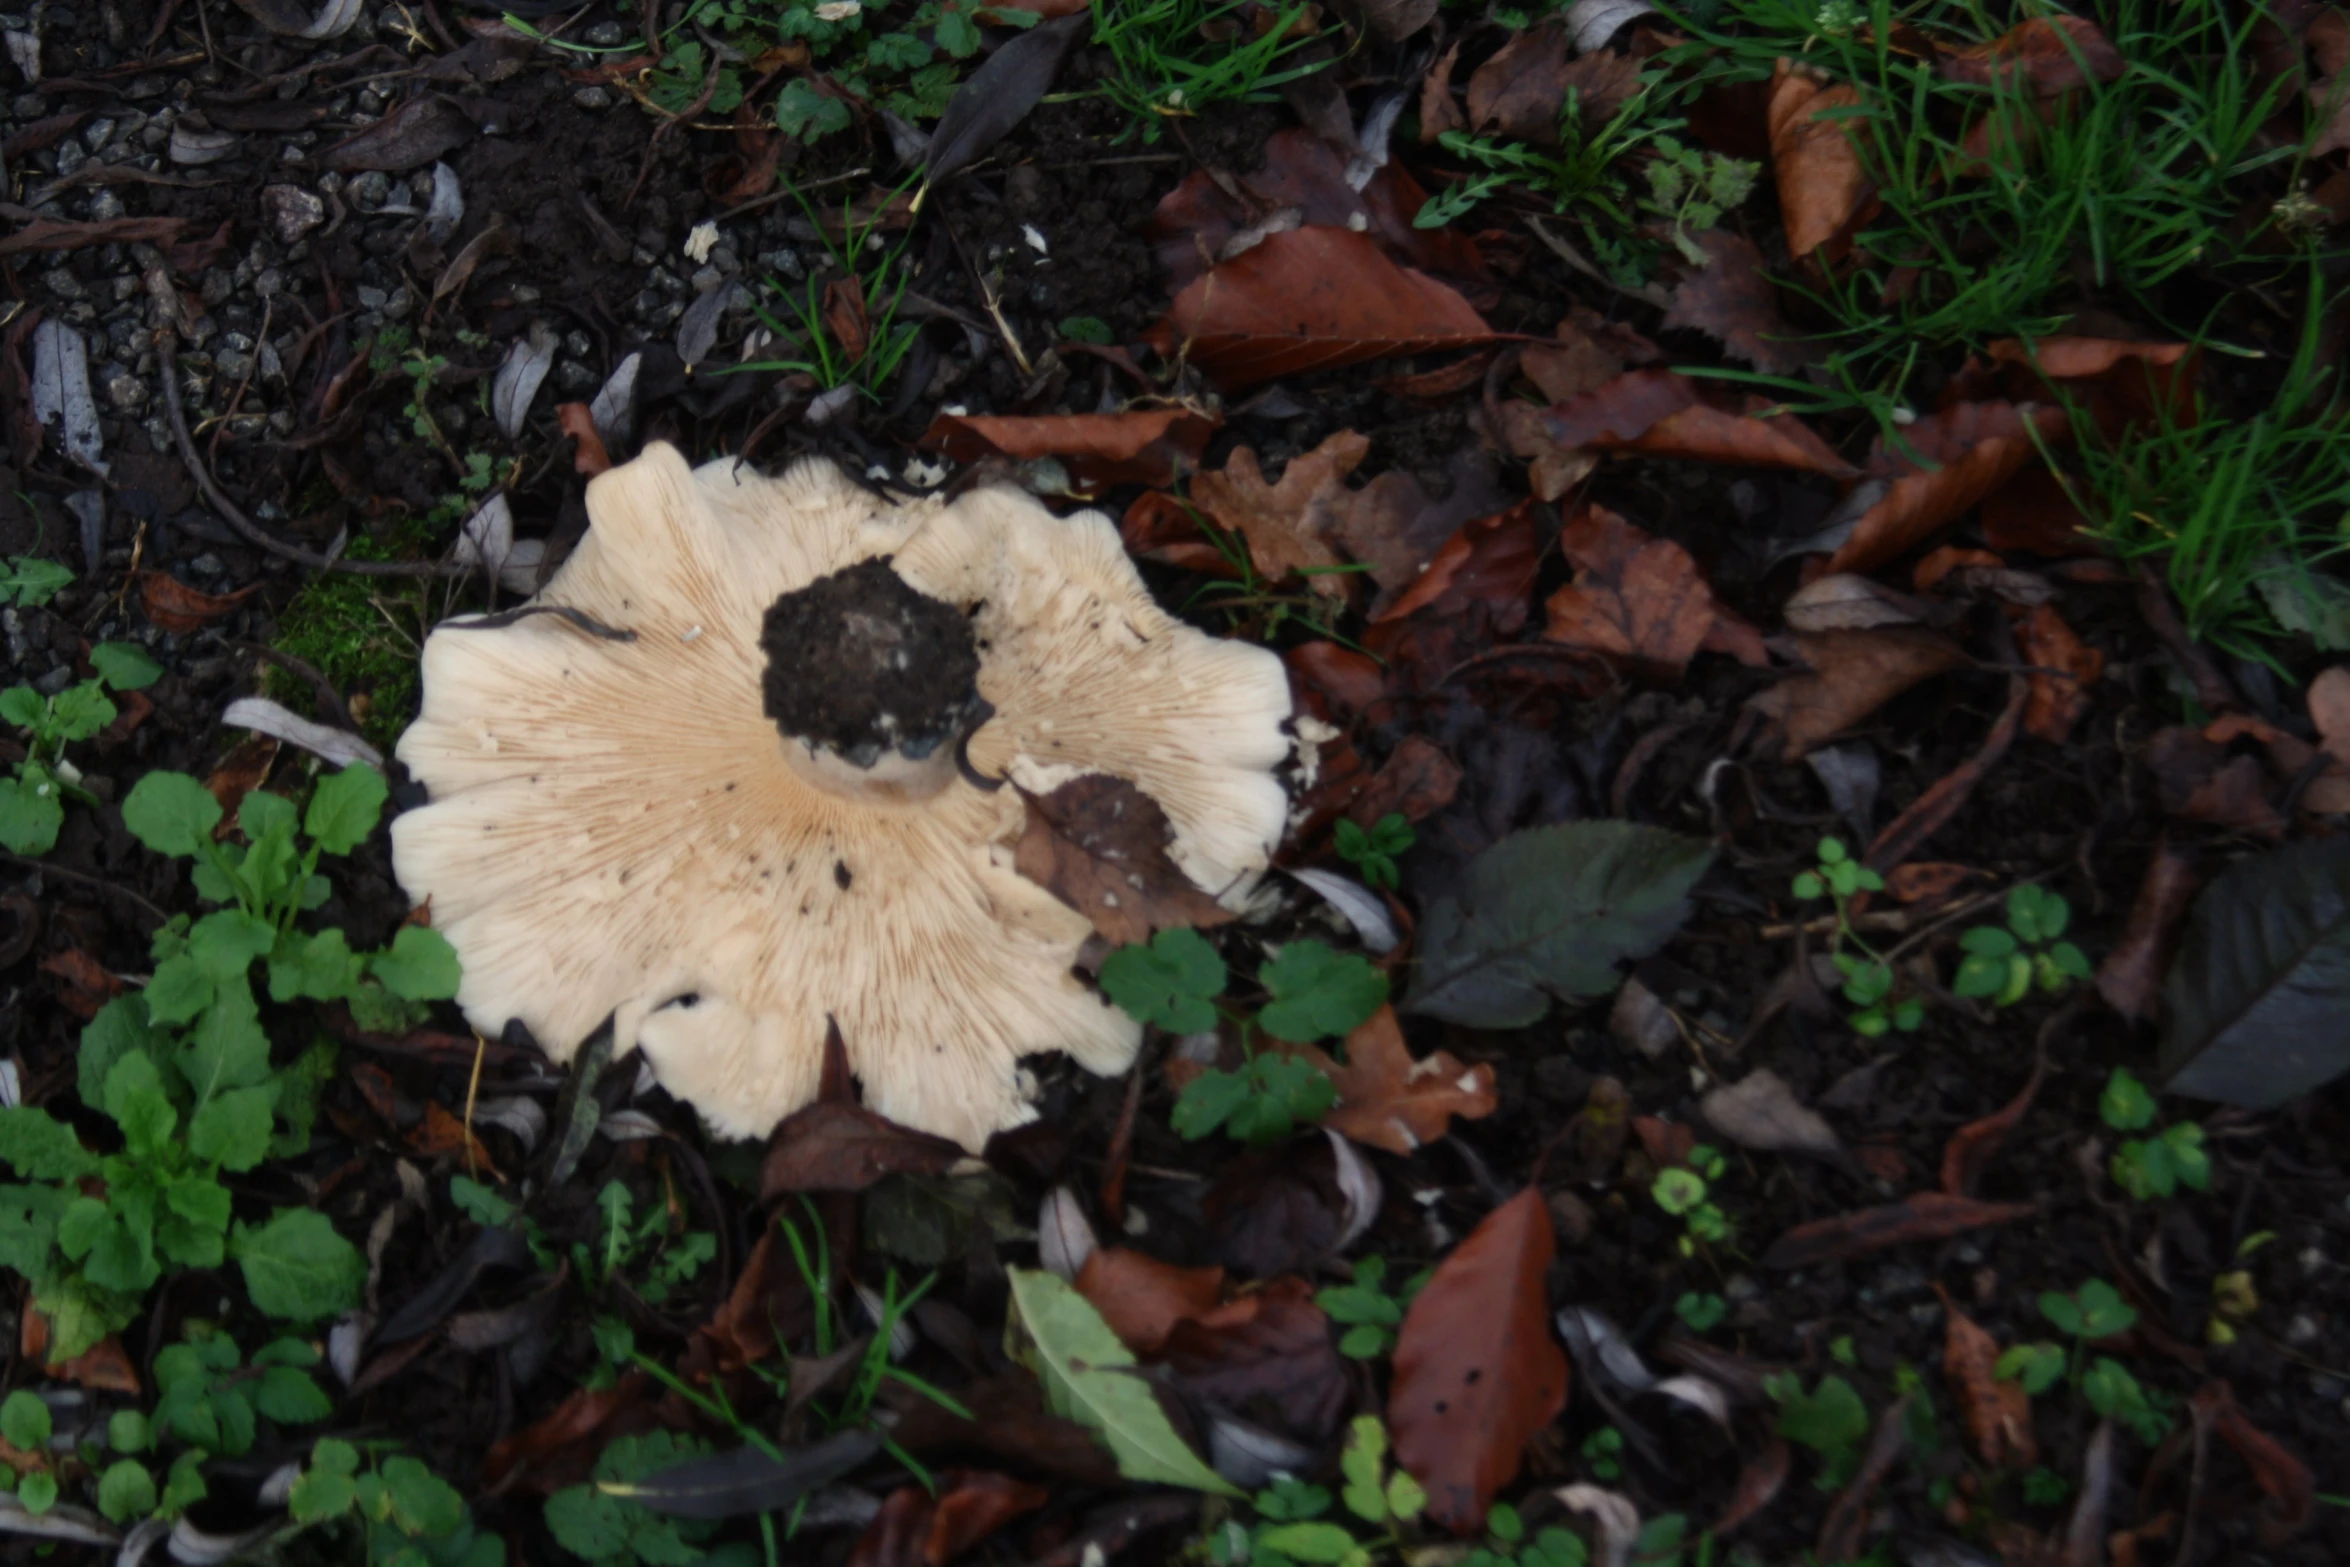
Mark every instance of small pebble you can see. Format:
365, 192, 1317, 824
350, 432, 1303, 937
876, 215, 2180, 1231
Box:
573, 86, 612, 110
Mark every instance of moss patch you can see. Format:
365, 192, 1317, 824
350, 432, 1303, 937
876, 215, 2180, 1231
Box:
267, 539, 432, 755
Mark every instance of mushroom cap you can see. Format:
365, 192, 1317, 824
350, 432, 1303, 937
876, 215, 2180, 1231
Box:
392, 444, 1292, 1150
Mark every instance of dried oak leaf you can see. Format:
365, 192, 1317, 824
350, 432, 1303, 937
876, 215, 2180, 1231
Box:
922, 409, 1217, 491
1543, 503, 1726, 679
1767, 60, 1872, 262
1661, 229, 1822, 376
1279, 1005, 1497, 1155
1827, 401, 2071, 576
1073, 1246, 1227, 1357
1192, 432, 1370, 598
1151, 226, 1497, 388
1939, 15, 2124, 94
1013, 773, 1237, 947
2015, 602, 2102, 743
1747, 628, 1968, 760
1390, 1188, 1567, 1534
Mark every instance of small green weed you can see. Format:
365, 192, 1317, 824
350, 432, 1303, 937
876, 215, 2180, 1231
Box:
1790, 837, 1921, 1037
0, 554, 72, 608
1207, 1416, 1427, 1567
269, 539, 430, 753
1765, 1371, 1869, 1488
1952, 885, 2090, 1007
1650, 1144, 1731, 1256
292, 1437, 506, 1566
2098, 1068, 2210, 1201
1674, 1289, 1728, 1332
1334, 813, 1414, 891
741, 182, 923, 399
574, 1179, 717, 1306
2000, 1278, 2172, 1439
0, 640, 163, 855
1579, 1424, 1625, 1481
1315, 1255, 1430, 1360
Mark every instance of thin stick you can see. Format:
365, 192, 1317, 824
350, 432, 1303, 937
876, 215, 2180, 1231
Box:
158, 333, 470, 581
2, 851, 170, 924
462, 1032, 487, 1182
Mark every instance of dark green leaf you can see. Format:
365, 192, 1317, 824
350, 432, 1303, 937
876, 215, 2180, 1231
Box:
180, 980, 273, 1101
1257, 940, 1387, 1042
370, 925, 462, 1001
304, 764, 388, 856
90, 642, 163, 691
0, 773, 64, 856
2160, 837, 2350, 1108
1099, 927, 1226, 1033
103, 1051, 176, 1151
188, 1086, 278, 1172
271, 927, 364, 1003
0, 1389, 52, 1450
612, 1430, 880, 1519
188, 910, 276, 980
121, 772, 222, 858
1170, 1069, 1249, 1139
233, 1210, 365, 1322
0, 1109, 96, 1181
1407, 823, 1715, 1027
96, 1459, 155, 1524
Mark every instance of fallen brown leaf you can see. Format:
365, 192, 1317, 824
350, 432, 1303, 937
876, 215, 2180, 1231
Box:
39, 947, 122, 1019
1747, 628, 1969, 760
1192, 431, 1370, 597
2144, 725, 2286, 839
1699, 1068, 1844, 1162
1160, 1276, 1350, 1444
1390, 1188, 1568, 1533
761, 1100, 963, 1197
1939, 15, 2124, 94
1334, 451, 1515, 609
1119, 490, 1233, 576
1982, 336, 2194, 441
141, 571, 258, 634
1762, 1192, 2035, 1269
1073, 1247, 1227, 1357
923, 410, 1220, 490
557, 402, 612, 475
2095, 836, 2197, 1022
1465, 21, 1573, 140
1662, 229, 1822, 376
1828, 402, 2071, 575
2016, 603, 2102, 743
1543, 503, 1729, 679
1345, 733, 1464, 827
1768, 60, 1872, 261
1013, 773, 1235, 947
1280, 1006, 1497, 1155
1538, 369, 1856, 476
1941, 1046, 2043, 1199
1938, 1288, 2039, 1469
1152, 226, 1497, 388
0, 215, 191, 257
1420, 39, 1468, 141
1884, 862, 1981, 904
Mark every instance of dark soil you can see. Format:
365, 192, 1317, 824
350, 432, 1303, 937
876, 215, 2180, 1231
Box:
761, 556, 983, 760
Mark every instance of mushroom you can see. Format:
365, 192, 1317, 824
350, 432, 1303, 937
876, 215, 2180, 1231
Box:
391, 444, 1291, 1150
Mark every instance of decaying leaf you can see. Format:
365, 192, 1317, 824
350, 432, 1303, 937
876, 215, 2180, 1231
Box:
1013, 773, 1238, 946
141, 571, 258, 634
1939, 15, 2124, 94
922, 409, 1217, 490
921, 11, 1089, 192
1762, 1192, 2035, 1269
1828, 402, 2071, 576
1542, 504, 1731, 679
761, 1101, 963, 1197
1937, 1288, 2037, 1469
1747, 628, 1969, 760
1073, 1247, 1227, 1357
1389, 1189, 1567, 1534
1537, 370, 1856, 476
318, 93, 477, 171
558, 402, 612, 475
1661, 229, 1822, 376
2097, 836, 2199, 1022
1279, 1006, 1497, 1155
1191, 432, 1371, 597
2015, 602, 2103, 743
1767, 60, 1872, 261
1699, 1068, 1844, 1162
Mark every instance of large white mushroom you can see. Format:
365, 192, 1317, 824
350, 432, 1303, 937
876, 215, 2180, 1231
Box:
391, 444, 1292, 1150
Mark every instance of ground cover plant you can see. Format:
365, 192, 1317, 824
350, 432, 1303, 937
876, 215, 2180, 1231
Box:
5, 0, 2350, 1561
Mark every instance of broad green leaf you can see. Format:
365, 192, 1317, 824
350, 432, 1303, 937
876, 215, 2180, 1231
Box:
0, 687, 45, 730
1406, 822, 1715, 1028
305, 763, 388, 856
188, 910, 277, 980
1169, 1069, 1249, 1140
49, 682, 115, 743
1257, 1523, 1362, 1564
188, 1086, 278, 1172
0, 1389, 52, 1449
271, 927, 364, 1003
2160, 837, 2350, 1109
79, 996, 159, 1113
0, 557, 73, 607
180, 980, 272, 1100
371, 925, 462, 1001
291, 1438, 361, 1524
17, 1471, 56, 1513
0, 772, 63, 856
142, 955, 214, 1027
121, 771, 222, 859
0, 1109, 95, 1181
103, 1051, 176, 1152
90, 642, 163, 691
2099, 1068, 2156, 1132
1774, 1374, 1868, 1457
1257, 940, 1387, 1043
233, 1209, 365, 1322
97, 1459, 156, 1524
1098, 928, 1226, 1033
1005, 1267, 1239, 1495
237, 788, 297, 847
254, 1366, 333, 1424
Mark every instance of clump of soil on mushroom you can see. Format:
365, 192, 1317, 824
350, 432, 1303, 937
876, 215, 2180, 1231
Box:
759, 556, 985, 763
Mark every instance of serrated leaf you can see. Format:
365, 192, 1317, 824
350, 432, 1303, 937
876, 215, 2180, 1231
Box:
121, 771, 222, 858
2159, 837, 2350, 1109
233, 1209, 365, 1322
304, 763, 388, 856
1258, 941, 1388, 1042
370, 925, 462, 1001
1406, 822, 1715, 1027
1098, 927, 1226, 1033
0, 1108, 96, 1181
1004, 1267, 1239, 1495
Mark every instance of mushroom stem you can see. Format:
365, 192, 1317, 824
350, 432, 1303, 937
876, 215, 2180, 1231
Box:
761, 556, 987, 803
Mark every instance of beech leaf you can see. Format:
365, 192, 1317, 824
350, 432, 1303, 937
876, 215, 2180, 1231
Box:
922, 13, 1090, 193
1406, 822, 1715, 1028
2159, 837, 2350, 1109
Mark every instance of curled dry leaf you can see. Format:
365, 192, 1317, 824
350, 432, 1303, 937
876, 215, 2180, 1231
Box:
1151, 226, 1496, 388
1537, 369, 1855, 476
1784, 573, 1928, 632
2191, 1380, 2315, 1546
1747, 628, 1968, 760
1939, 1047, 2043, 1199
1466, 21, 1572, 140
759, 1101, 963, 1197
141, 571, 258, 634
1543, 503, 1732, 679
2015, 602, 2102, 743
1191, 432, 1371, 598
1389, 1188, 1568, 1534
318, 93, 477, 171
1661, 229, 1822, 377
1073, 1247, 1228, 1357
1980, 336, 2195, 441
1013, 773, 1236, 948
1698, 1068, 1844, 1162
1767, 60, 1871, 262
1827, 402, 2071, 576
1939, 15, 2124, 94
558, 401, 612, 475
922, 409, 1217, 490
1420, 38, 1468, 141
2096, 836, 2199, 1021
1762, 1191, 2034, 1269
1278, 1005, 1497, 1155
1937, 1288, 2037, 1469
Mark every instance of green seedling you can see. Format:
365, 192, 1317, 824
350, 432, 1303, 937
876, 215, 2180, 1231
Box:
1580, 1424, 1625, 1480
1640, 136, 1761, 268
1466, 1500, 1590, 1567
1209, 1416, 1426, 1567
151, 1324, 333, 1461
294, 1438, 506, 1567
0, 555, 73, 608
1334, 813, 1414, 891
1090, 0, 1328, 143
1102, 930, 1385, 1146
0, 641, 163, 855
1791, 837, 1922, 1037
1764, 1371, 1869, 1489
1650, 1144, 1731, 1256
546, 1431, 748, 1567
2004, 1278, 2136, 1399
1674, 1290, 1728, 1333
2098, 1067, 2211, 1200
1315, 1255, 1430, 1360
1953, 885, 2090, 1006
572, 1179, 717, 1306
1415, 79, 1661, 238
1181, 502, 1371, 646
740, 179, 922, 399
0, 1390, 57, 1513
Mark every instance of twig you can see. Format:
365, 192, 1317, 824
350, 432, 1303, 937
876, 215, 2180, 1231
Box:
157, 333, 468, 580
2, 851, 170, 924
231, 640, 363, 735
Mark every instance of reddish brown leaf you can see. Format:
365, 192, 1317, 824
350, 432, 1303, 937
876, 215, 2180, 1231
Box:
1762, 1192, 2035, 1269
1747, 628, 1969, 760
1940, 16, 2125, 94
411, 1101, 501, 1179
885, 1375, 1121, 1486
484, 1372, 665, 1493
20, 1310, 141, 1393
761, 1101, 962, 1197
1192, 432, 1371, 597
1159, 1277, 1350, 1443
2015, 603, 2102, 743
1828, 403, 2071, 576
1982, 336, 2195, 441
1073, 1247, 1228, 1357
850, 1486, 930, 1567
1334, 453, 1515, 608
2192, 1380, 2315, 1545
1152, 226, 1496, 388
1013, 774, 1235, 946
1884, 862, 1981, 904
1543, 504, 1727, 679
141, 571, 258, 634
1375, 502, 1543, 627
1521, 317, 1630, 405
1279, 1006, 1497, 1156
1538, 370, 1855, 475
1420, 39, 1468, 141
559, 402, 612, 475
1465, 21, 1573, 140
924, 1471, 1051, 1566
2096, 836, 2198, 1021
1941, 1048, 2044, 1199
1938, 1288, 2037, 1469
922, 409, 1218, 490
1119, 490, 1233, 576
1661, 229, 1822, 376
39, 947, 123, 1019
823, 277, 871, 362
1980, 466, 2095, 556
1768, 61, 1872, 261
2144, 725, 2286, 839
1287, 640, 1391, 720
1711, 1439, 1791, 1536
1389, 1188, 1567, 1534
1346, 734, 1463, 826
204, 735, 280, 818
1864, 672, 2027, 873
